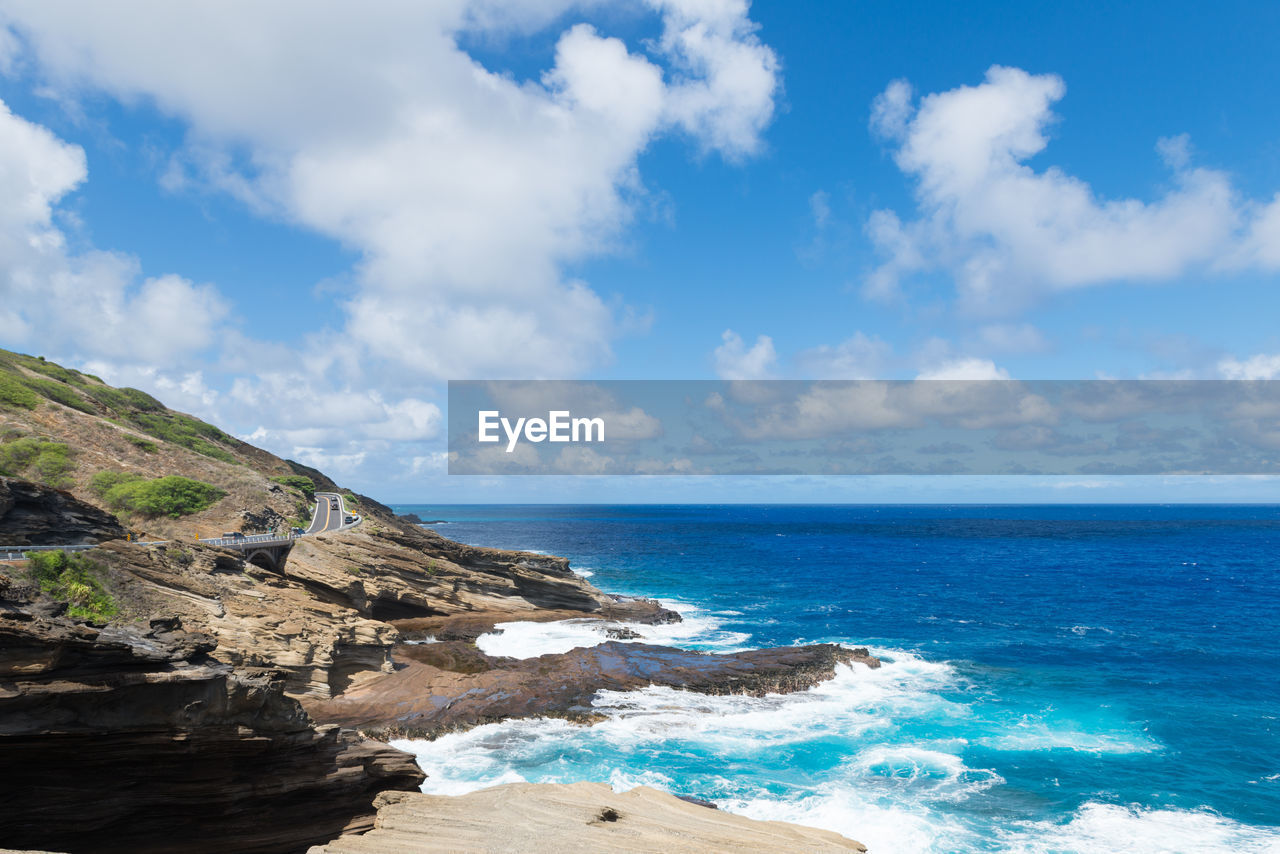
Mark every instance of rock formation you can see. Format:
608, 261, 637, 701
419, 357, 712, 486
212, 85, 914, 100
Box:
0, 476, 126, 545
305, 637, 879, 737
0, 609, 423, 854
305, 783, 867, 853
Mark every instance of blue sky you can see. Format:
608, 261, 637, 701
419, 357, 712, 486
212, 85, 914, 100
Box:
1, 1, 1279, 501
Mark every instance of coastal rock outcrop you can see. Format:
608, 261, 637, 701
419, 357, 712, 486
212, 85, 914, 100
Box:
306, 782, 867, 853
0, 476, 126, 545
282, 524, 638, 621
0, 610, 424, 854
305, 638, 880, 737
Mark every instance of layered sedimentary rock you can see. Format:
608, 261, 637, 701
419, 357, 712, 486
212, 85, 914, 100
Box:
0, 475, 126, 545
305, 637, 880, 737
306, 783, 867, 854
282, 523, 653, 621
0, 610, 423, 854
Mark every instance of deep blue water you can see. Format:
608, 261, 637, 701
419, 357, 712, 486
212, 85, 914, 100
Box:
390, 504, 1280, 852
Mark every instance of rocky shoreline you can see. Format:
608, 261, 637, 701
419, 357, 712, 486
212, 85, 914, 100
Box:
306, 633, 878, 739
0, 478, 872, 852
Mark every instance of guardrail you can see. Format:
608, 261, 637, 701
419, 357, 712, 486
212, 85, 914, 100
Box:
0, 494, 364, 560
1, 543, 96, 561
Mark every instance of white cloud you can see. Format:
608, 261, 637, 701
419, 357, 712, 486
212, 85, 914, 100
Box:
714, 329, 777, 379
0, 98, 228, 364
916, 358, 1010, 381
794, 332, 891, 378
0, 1, 781, 488
866, 65, 1280, 311
650, 0, 780, 159
1219, 353, 1280, 380
1, 1, 780, 381
1235, 193, 1280, 270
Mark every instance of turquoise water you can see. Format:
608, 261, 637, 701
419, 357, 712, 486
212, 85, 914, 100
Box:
389, 504, 1280, 853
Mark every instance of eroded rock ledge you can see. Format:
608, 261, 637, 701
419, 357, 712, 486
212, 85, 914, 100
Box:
307, 783, 867, 854
304, 635, 880, 738
0, 611, 423, 854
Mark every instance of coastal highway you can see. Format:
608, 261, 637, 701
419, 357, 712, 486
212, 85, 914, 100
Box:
1, 491, 358, 559
305, 492, 350, 535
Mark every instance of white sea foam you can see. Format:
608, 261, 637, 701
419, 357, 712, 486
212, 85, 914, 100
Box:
391, 644, 1271, 854
974, 722, 1161, 755
474, 598, 751, 658
996, 802, 1280, 854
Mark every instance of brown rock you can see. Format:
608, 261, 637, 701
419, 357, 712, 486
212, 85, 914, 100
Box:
305, 782, 866, 853
0, 476, 126, 546
0, 613, 423, 854
305, 640, 879, 738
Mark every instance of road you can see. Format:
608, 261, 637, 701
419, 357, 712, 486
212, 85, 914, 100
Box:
305, 491, 350, 534
1, 491, 358, 559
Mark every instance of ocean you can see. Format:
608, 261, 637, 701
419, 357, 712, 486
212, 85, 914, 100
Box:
387, 504, 1280, 853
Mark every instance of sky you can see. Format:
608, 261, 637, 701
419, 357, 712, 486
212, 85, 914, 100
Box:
1, 1, 1280, 502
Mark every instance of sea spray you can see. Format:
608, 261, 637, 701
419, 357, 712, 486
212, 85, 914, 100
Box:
390, 503, 1280, 853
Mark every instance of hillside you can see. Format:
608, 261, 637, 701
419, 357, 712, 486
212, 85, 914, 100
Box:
0, 348, 671, 852
0, 346, 371, 541
0, 349, 864, 853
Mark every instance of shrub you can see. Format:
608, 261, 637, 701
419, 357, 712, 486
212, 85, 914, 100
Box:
124, 434, 159, 453
271, 475, 316, 500
0, 375, 39, 410
165, 546, 194, 567
88, 386, 165, 414
128, 412, 237, 462
20, 377, 95, 413
24, 359, 79, 384
0, 438, 74, 487
89, 470, 137, 494
90, 471, 225, 518
26, 550, 118, 623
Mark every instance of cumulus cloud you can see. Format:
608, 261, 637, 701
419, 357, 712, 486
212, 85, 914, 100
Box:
0, 99, 228, 364
866, 65, 1280, 311
1219, 354, 1280, 380
916, 358, 1010, 381
0, 1, 781, 485
714, 329, 777, 379
650, 0, 780, 158
794, 332, 891, 378
0, 1, 780, 381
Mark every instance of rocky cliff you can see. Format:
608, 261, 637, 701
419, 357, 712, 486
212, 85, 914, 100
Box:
0, 476, 126, 545
0, 604, 423, 853
0, 350, 871, 853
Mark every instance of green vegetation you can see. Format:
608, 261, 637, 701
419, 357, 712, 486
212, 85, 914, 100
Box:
17, 377, 95, 413
0, 374, 40, 410
124, 411, 237, 462
343, 493, 360, 507
272, 474, 316, 500
26, 550, 118, 623
0, 437, 74, 488
124, 434, 159, 453
87, 385, 164, 413
0, 348, 242, 464
25, 359, 81, 384
90, 471, 226, 518
163, 545, 194, 567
